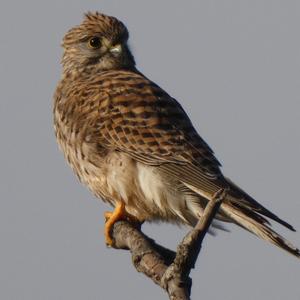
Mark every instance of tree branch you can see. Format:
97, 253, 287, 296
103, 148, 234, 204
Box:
111, 188, 228, 300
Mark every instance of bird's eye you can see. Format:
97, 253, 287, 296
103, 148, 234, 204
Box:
88, 37, 101, 49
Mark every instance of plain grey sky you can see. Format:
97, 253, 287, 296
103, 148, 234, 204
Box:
0, 1, 299, 299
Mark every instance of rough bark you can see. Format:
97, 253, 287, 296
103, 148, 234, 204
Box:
111, 189, 228, 300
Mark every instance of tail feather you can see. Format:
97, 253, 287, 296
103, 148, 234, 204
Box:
221, 202, 300, 258
225, 178, 296, 231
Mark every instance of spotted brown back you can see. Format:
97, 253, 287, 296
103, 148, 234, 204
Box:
88, 69, 221, 176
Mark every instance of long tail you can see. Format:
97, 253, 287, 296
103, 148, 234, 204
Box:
221, 201, 300, 258
225, 178, 296, 231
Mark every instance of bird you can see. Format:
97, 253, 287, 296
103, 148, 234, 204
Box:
54, 11, 299, 258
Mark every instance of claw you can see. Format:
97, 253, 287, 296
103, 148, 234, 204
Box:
104, 202, 126, 246
104, 211, 113, 222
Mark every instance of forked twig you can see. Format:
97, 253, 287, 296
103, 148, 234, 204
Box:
111, 188, 228, 300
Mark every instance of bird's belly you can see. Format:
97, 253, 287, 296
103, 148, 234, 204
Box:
101, 153, 198, 224
54, 121, 109, 201
55, 122, 198, 224
57, 140, 106, 198
75, 149, 192, 223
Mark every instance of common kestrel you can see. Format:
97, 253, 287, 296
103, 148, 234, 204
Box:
54, 12, 299, 257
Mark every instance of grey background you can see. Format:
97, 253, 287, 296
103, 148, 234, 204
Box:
0, 1, 299, 299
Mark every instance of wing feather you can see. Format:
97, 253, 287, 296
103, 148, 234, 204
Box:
94, 69, 294, 231
97, 70, 222, 180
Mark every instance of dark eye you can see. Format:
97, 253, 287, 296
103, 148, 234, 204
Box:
88, 37, 101, 49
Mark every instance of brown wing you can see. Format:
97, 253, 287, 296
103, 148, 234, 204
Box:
96, 70, 222, 178
92, 70, 295, 231
88, 69, 230, 201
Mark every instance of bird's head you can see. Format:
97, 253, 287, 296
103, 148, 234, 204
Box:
61, 12, 135, 75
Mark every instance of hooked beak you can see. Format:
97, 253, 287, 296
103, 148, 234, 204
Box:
109, 44, 122, 56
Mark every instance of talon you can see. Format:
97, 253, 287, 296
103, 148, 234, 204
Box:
104, 202, 126, 247
104, 211, 113, 222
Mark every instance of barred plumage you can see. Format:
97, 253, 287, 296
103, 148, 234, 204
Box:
54, 12, 299, 257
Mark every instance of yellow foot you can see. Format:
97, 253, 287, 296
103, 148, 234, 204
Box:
104, 202, 126, 247
104, 211, 113, 222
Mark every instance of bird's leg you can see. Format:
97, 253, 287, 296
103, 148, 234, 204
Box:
104, 211, 113, 221
104, 202, 126, 246
104, 202, 142, 246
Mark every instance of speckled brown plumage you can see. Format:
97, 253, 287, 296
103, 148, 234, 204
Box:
54, 12, 299, 256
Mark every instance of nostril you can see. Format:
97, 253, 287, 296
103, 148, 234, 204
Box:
110, 44, 122, 55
